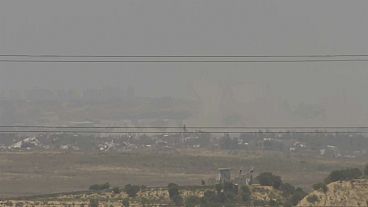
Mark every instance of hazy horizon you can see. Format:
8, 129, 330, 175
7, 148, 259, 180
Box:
1, 0, 368, 125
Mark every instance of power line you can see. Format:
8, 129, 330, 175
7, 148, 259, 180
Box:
1, 54, 368, 58
1, 59, 368, 63
2, 54, 368, 63
0, 130, 366, 134
1, 125, 366, 134
1, 125, 368, 129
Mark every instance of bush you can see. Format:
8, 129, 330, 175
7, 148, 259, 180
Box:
168, 183, 180, 198
280, 183, 295, 196
215, 184, 222, 194
253, 200, 268, 206
122, 198, 130, 207
269, 199, 281, 207
312, 183, 328, 193
203, 190, 217, 201
364, 164, 368, 177
112, 186, 121, 194
168, 183, 183, 206
187, 183, 243, 206
306, 194, 319, 204
279, 184, 306, 206
124, 184, 140, 197
324, 168, 362, 184
224, 182, 238, 194
256, 172, 282, 189
185, 195, 201, 207
240, 185, 252, 202
89, 199, 99, 207
289, 187, 307, 206
212, 182, 237, 203
89, 182, 110, 191
172, 195, 183, 206
201, 190, 221, 206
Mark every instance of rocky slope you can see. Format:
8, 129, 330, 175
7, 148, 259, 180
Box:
298, 179, 368, 207
0, 185, 285, 207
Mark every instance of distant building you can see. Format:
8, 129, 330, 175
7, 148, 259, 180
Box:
235, 168, 254, 185
218, 168, 231, 183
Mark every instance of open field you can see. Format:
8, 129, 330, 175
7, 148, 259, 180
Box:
0, 149, 365, 198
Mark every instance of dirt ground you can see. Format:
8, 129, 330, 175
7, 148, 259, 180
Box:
0, 149, 365, 198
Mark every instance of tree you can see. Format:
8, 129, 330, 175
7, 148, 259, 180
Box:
223, 182, 237, 194
312, 183, 328, 193
168, 183, 183, 206
122, 198, 130, 207
89, 199, 99, 207
185, 195, 201, 207
124, 184, 140, 197
272, 177, 282, 189
269, 199, 280, 207
222, 182, 237, 202
290, 187, 307, 206
280, 183, 295, 196
112, 186, 121, 194
172, 195, 183, 206
201, 190, 219, 206
168, 183, 180, 198
240, 185, 252, 202
324, 168, 362, 184
279, 183, 306, 206
256, 172, 282, 189
306, 194, 319, 204
89, 182, 110, 191
215, 184, 222, 194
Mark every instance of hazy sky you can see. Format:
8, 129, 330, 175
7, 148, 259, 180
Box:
1, 0, 368, 104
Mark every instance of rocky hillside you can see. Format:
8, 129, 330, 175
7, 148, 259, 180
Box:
0, 185, 286, 207
298, 179, 368, 207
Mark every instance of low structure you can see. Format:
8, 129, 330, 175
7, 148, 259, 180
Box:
218, 168, 231, 183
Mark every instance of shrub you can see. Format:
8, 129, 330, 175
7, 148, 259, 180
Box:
172, 195, 183, 206
122, 198, 129, 207
201, 190, 218, 204
185, 195, 201, 207
240, 185, 252, 202
312, 183, 328, 193
253, 200, 268, 206
212, 182, 237, 203
15, 203, 24, 207
89, 199, 99, 207
124, 184, 140, 197
269, 199, 279, 207
223, 182, 238, 194
168, 183, 183, 206
89, 182, 110, 191
289, 187, 307, 206
324, 168, 362, 184
215, 184, 222, 194
279, 184, 307, 207
306, 194, 319, 204
112, 186, 121, 194
280, 183, 295, 196
168, 183, 180, 198
256, 172, 282, 189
